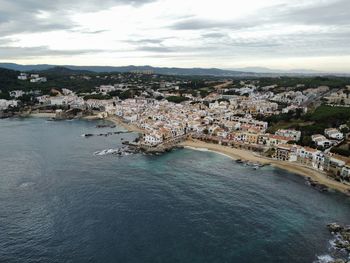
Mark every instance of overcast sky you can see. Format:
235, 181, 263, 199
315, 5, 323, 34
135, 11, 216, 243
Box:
0, 0, 349, 72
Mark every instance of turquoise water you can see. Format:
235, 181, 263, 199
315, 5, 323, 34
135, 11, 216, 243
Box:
0, 118, 349, 263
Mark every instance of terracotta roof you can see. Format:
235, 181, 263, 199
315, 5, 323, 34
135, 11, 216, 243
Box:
269, 134, 290, 141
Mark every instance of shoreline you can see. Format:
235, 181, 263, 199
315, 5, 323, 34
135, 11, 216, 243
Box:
28, 112, 56, 118
16, 116, 350, 195
106, 116, 145, 134
180, 140, 350, 195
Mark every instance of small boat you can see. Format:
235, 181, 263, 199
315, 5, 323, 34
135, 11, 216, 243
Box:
82, 133, 94, 137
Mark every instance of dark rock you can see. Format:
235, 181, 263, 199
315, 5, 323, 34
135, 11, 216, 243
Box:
328, 223, 343, 233
331, 259, 346, 263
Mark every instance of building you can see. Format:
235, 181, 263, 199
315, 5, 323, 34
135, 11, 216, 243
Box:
274, 144, 297, 162
296, 146, 319, 167
324, 155, 347, 177
324, 128, 344, 140
17, 73, 28, 80
144, 132, 163, 145
275, 129, 301, 142
267, 134, 291, 147
30, 77, 47, 83
311, 134, 332, 148
97, 85, 116, 94
10, 90, 24, 98
0, 99, 18, 110
50, 96, 66, 106
341, 162, 350, 180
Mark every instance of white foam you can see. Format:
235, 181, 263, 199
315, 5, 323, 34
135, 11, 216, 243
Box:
18, 182, 35, 188
314, 254, 334, 263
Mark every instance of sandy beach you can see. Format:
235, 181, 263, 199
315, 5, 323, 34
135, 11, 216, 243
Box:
106, 116, 145, 134
29, 112, 56, 118
180, 139, 350, 195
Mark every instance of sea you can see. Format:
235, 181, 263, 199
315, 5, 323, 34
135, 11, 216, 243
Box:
0, 117, 349, 263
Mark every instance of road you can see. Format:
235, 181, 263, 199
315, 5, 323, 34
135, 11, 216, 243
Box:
213, 80, 233, 90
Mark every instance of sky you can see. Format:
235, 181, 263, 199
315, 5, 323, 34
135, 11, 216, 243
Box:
0, 0, 349, 72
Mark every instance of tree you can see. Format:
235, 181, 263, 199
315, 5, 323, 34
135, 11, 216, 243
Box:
200, 90, 209, 98
300, 136, 314, 147
0, 92, 10, 100
119, 90, 132, 100
166, 96, 188, 104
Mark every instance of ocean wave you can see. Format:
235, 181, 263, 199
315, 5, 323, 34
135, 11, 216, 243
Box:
94, 148, 134, 156
314, 254, 334, 263
18, 182, 35, 188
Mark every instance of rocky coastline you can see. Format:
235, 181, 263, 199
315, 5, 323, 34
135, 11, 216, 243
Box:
325, 223, 350, 263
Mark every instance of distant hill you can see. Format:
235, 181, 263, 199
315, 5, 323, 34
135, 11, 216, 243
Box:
40, 66, 92, 75
231, 67, 324, 74
0, 63, 344, 77
0, 67, 19, 88
0, 63, 256, 76
0, 63, 53, 72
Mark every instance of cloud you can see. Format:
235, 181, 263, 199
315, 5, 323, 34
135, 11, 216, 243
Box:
168, 18, 253, 30
0, 0, 156, 36
126, 38, 169, 44
277, 0, 350, 26
136, 46, 175, 53
168, 0, 350, 31
72, 29, 109, 34
0, 38, 14, 46
201, 33, 227, 39
0, 45, 103, 59
0, 0, 349, 71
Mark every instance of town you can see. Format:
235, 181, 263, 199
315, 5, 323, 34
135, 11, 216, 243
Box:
1, 67, 350, 188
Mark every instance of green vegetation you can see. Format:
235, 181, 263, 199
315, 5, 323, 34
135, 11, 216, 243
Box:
0, 92, 10, 100
267, 105, 350, 133
199, 90, 209, 98
303, 105, 350, 127
179, 80, 207, 90
331, 141, 350, 157
331, 147, 350, 157
257, 76, 350, 90
264, 105, 350, 149
166, 96, 189, 103
83, 94, 111, 100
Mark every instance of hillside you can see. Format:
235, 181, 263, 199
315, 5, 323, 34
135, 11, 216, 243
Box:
0, 63, 294, 77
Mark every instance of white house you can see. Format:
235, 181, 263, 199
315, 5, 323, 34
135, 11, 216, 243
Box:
311, 134, 332, 148
0, 99, 18, 110
275, 129, 301, 142
37, 95, 50, 104
341, 163, 350, 179
324, 128, 344, 140
10, 90, 24, 98
144, 132, 163, 146
50, 96, 67, 106
97, 85, 116, 94
30, 77, 47, 83
18, 73, 28, 80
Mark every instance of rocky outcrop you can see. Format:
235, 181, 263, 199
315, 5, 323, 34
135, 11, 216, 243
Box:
323, 223, 350, 263
306, 177, 329, 192
330, 259, 348, 263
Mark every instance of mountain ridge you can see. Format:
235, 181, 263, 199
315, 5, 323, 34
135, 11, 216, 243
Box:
0, 63, 346, 77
